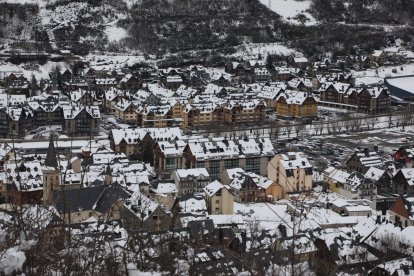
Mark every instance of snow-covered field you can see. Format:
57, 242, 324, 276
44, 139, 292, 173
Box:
105, 26, 128, 42
0, 61, 72, 82
259, 0, 317, 25
231, 42, 301, 59
204, 67, 231, 80
0, 0, 57, 6
86, 54, 148, 71
121, 0, 140, 9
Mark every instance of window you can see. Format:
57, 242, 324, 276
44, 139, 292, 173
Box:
224, 159, 239, 169
209, 160, 220, 178
215, 200, 220, 204
246, 158, 260, 174
166, 158, 176, 172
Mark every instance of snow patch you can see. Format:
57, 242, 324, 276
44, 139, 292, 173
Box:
260, 0, 317, 25
0, 246, 26, 275
231, 43, 300, 60
105, 26, 128, 42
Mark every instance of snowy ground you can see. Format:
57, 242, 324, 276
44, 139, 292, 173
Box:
0, 0, 57, 6
204, 67, 231, 80
86, 54, 148, 71
259, 0, 317, 26
0, 61, 72, 82
105, 26, 128, 43
231, 42, 301, 60
121, 0, 140, 9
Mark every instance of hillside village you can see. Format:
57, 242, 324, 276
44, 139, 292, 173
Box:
1, 40, 414, 275
2, 0, 414, 274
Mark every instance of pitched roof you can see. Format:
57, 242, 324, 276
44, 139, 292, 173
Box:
44, 135, 58, 168
53, 184, 129, 214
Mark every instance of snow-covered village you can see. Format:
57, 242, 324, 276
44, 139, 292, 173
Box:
2, 0, 414, 275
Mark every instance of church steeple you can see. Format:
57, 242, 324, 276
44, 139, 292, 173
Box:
43, 134, 61, 205
45, 134, 58, 168
104, 163, 112, 186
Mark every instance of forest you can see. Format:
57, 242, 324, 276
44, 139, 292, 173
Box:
310, 0, 414, 25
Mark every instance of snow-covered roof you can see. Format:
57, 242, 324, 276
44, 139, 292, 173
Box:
166, 75, 183, 83
110, 127, 182, 146
364, 167, 385, 181
114, 98, 135, 112
277, 90, 317, 105
69, 88, 96, 103
294, 57, 308, 63
204, 180, 225, 197
187, 137, 274, 161
151, 182, 177, 195
174, 168, 210, 180
207, 214, 245, 227
178, 195, 207, 216
155, 140, 186, 158
372, 50, 384, 57
62, 105, 101, 119
324, 166, 350, 184
345, 172, 372, 191
319, 81, 350, 94
0, 94, 26, 107
344, 205, 373, 213
125, 190, 164, 221
355, 150, 383, 168
400, 168, 414, 186
104, 87, 126, 101
279, 152, 312, 169
4, 161, 43, 192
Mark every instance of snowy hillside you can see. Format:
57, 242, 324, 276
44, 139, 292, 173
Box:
0, 0, 57, 5
259, 0, 317, 25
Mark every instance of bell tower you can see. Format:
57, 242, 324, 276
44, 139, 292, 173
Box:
104, 163, 113, 186
43, 135, 61, 205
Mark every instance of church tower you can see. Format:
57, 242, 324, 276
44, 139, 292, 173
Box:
43, 135, 61, 205
104, 163, 113, 186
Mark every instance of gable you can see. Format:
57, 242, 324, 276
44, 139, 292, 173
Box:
390, 196, 410, 220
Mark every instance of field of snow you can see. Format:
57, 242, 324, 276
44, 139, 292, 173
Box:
259, 0, 317, 25
105, 26, 128, 42
0, 61, 72, 82
121, 0, 140, 9
0, 0, 57, 6
231, 42, 301, 59
86, 54, 148, 71
204, 67, 231, 80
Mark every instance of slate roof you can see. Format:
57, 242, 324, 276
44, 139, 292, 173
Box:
54, 185, 105, 213
94, 183, 130, 213
53, 183, 129, 214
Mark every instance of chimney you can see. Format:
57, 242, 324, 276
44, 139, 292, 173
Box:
363, 147, 369, 156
